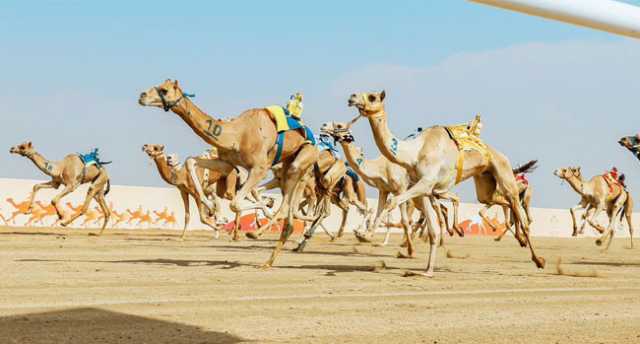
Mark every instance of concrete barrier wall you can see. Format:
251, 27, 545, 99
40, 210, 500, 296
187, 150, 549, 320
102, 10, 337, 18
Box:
0, 178, 636, 238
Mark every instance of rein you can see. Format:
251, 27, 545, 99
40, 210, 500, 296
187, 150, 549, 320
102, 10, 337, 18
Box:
155, 87, 195, 112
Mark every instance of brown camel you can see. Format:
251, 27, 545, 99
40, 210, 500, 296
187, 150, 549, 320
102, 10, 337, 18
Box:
480, 160, 538, 242
9, 142, 111, 235
348, 91, 545, 276
139, 80, 320, 268
143, 144, 238, 240
553, 167, 633, 250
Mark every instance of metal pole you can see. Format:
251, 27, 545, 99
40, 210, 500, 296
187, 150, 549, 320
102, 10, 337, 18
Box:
470, 0, 640, 39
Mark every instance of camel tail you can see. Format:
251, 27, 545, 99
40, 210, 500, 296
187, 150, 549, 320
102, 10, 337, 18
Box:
512, 160, 538, 175
104, 179, 111, 196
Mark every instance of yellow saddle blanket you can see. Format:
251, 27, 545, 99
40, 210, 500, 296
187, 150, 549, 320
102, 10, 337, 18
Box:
445, 116, 491, 184
266, 106, 305, 133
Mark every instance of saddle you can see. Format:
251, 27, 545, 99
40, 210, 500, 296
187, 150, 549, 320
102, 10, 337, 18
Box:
266, 106, 316, 165
444, 115, 491, 184
603, 170, 625, 194
78, 149, 111, 168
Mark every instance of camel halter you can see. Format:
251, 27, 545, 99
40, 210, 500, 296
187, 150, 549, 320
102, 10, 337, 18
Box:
155, 87, 195, 112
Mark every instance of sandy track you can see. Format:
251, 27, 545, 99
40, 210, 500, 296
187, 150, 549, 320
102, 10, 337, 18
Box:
1, 227, 639, 343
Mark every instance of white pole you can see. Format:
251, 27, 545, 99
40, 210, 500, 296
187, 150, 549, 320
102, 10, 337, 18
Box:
470, 0, 640, 39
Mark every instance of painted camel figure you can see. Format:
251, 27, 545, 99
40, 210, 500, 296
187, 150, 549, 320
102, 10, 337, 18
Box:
139, 80, 319, 268
6, 198, 32, 224
127, 206, 144, 225
619, 134, 640, 161
553, 167, 633, 249
143, 144, 238, 240
349, 91, 545, 276
111, 208, 131, 227
9, 142, 111, 235
34, 201, 61, 226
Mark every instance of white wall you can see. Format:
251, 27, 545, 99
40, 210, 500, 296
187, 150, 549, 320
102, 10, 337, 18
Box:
0, 178, 636, 238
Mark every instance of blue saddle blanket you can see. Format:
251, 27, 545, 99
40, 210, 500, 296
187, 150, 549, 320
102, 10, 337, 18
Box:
79, 149, 110, 167
345, 163, 359, 182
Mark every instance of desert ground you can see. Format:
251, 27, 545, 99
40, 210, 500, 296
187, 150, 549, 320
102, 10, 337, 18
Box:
1, 226, 639, 344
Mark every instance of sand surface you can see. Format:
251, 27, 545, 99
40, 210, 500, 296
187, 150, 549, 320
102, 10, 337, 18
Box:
1, 227, 639, 344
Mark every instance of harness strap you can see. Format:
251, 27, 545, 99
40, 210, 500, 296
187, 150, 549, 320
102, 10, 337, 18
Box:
455, 152, 464, 185
273, 132, 286, 165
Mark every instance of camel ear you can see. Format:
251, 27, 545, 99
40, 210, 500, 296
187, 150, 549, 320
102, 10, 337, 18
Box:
160, 145, 165, 150
26, 141, 32, 148
173, 80, 179, 89
380, 90, 386, 101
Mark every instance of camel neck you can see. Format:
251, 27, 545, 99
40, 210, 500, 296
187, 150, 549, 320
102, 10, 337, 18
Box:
27, 152, 55, 177
366, 111, 412, 169
152, 155, 178, 185
171, 98, 236, 151
340, 141, 373, 183
566, 175, 585, 196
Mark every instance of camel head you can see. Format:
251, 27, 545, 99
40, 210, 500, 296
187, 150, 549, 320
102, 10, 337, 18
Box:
618, 135, 639, 150
9, 141, 35, 157
348, 90, 386, 117
553, 166, 581, 180
138, 79, 187, 112
322, 121, 354, 143
142, 144, 165, 158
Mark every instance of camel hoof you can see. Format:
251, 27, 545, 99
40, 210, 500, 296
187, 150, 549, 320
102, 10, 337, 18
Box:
354, 232, 372, 243
258, 263, 272, 270
534, 256, 546, 269
595, 239, 603, 246
246, 232, 259, 240
396, 251, 414, 259
88, 232, 99, 237
493, 236, 502, 242
293, 241, 307, 253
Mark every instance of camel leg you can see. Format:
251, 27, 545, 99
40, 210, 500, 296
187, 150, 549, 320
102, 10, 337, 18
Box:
295, 197, 330, 252
586, 205, 606, 234
438, 192, 463, 237
335, 206, 349, 240
578, 205, 591, 234
179, 190, 190, 240
27, 181, 58, 212
624, 194, 634, 249
53, 184, 79, 224
262, 145, 318, 268
94, 192, 111, 236
431, 198, 446, 247
61, 183, 101, 227
597, 195, 626, 251
359, 190, 388, 243
494, 206, 514, 241
398, 201, 415, 257
569, 205, 582, 237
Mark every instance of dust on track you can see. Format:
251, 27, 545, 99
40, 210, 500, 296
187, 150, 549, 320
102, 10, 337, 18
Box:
1, 226, 639, 344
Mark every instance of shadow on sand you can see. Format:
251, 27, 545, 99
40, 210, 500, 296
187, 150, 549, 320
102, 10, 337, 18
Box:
0, 307, 248, 344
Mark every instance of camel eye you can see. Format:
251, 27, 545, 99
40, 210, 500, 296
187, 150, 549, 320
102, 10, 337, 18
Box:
368, 94, 376, 102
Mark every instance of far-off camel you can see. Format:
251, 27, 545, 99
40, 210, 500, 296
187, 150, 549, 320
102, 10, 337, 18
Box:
9, 142, 112, 235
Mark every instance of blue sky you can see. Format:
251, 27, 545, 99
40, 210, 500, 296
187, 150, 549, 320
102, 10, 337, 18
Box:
1, 1, 639, 208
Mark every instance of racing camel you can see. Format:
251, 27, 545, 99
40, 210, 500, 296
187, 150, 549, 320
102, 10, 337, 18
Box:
9, 142, 111, 235
619, 134, 640, 161
139, 80, 318, 268
143, 144, 238, 240
554, 167, 633, 250
348, 91, 545, 276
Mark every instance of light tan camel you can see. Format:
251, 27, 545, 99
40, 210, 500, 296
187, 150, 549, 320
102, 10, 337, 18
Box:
139, 80, 319, 268
9, 142, 111, 235
322, 121, 467, 250
349, 91, 545, 276
143, 144, 238, 240
553, 167, 633, 249
33, 201, 60, 226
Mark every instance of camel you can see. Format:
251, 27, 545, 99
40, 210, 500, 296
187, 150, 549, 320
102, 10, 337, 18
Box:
139, 80, 321, 268
478, 160, 538, 242
322, 121, 462, 252
9, 142, 111, 235
553, 167, 633, 249
143, 144, 238, 240
619, 134, 640, 161
348, 91, 545, 276
6, 198, 31, 224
